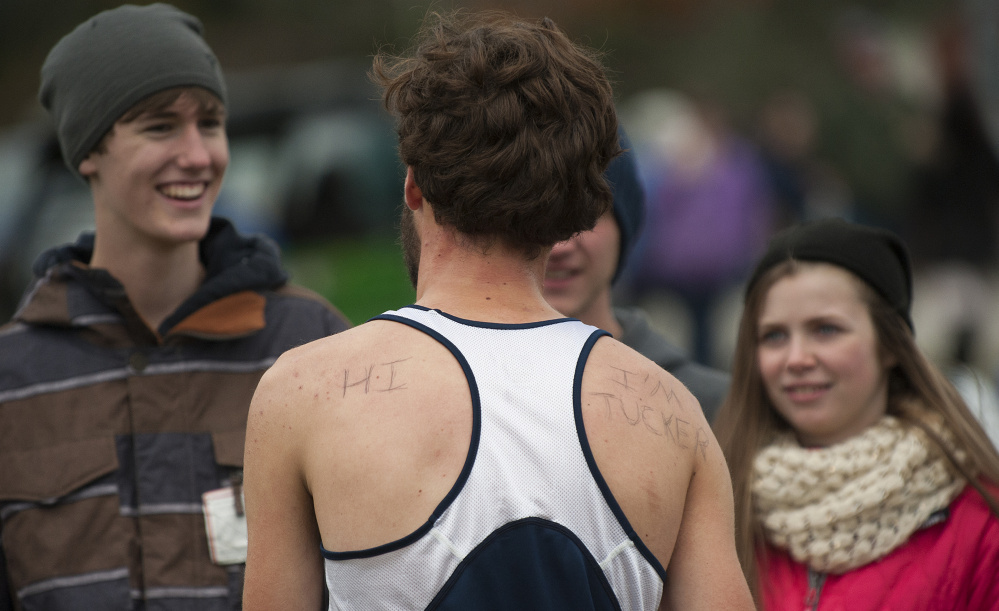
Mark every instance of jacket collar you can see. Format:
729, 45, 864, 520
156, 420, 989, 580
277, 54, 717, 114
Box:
18, 217, 287, 340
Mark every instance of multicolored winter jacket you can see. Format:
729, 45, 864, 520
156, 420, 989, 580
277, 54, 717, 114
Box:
0, 218, 350, 611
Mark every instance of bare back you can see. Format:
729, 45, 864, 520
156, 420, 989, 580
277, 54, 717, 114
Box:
580, 337, 710, 566
244, 310, 751, 609
299, 317, 474, 551
301, 313, 697, 554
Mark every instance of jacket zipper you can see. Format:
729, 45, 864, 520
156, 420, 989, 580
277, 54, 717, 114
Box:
804, 569, 826, 611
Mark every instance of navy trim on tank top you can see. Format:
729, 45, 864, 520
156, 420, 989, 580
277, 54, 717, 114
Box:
398, 304, 580, 330
320, 313, 481, 560
572, 330, 669, 581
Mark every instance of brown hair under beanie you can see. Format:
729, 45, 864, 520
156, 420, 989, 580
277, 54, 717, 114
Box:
39, 3, 228, 180
745, 217, 914, 331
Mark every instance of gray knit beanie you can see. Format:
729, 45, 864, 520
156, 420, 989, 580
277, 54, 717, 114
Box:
39, 3, 228, 179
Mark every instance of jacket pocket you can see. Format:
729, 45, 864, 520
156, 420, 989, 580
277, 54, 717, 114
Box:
0, 436, 130, 610
0, 436, 119, 503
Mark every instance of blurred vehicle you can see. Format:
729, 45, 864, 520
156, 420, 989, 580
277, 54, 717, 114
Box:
0, 59, 405, 322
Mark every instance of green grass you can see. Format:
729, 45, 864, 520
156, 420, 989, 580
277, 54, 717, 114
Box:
282, 234, 415, 325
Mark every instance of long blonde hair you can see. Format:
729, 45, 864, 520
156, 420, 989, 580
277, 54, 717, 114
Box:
713, 260, 999, 606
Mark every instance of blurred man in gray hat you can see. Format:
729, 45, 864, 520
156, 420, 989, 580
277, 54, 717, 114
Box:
544, 127, 731, 422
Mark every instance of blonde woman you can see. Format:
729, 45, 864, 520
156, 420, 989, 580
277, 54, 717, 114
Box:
714, 217, 999, 610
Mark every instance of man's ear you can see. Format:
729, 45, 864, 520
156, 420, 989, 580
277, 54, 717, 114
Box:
78, 152, 98, 179
404, 166, 424, 211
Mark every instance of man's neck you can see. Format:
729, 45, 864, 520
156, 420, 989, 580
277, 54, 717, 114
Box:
90, 236, 205, 332
414, 232, 561, 324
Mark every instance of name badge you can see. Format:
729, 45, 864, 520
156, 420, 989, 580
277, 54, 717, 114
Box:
202, 480, 247, 565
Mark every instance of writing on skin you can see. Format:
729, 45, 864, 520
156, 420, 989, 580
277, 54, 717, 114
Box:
342, 358, 411, 397
592, 367, 710, 460
339, 359, 710, 459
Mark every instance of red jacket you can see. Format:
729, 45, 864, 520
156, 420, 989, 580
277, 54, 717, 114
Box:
760, 483, 999, 611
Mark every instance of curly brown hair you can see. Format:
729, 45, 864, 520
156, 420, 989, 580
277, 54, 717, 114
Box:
371, 10, 620, 257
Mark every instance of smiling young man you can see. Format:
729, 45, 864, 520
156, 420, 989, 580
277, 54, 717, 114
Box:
0, 5, 350, 610
543, 129, 731, 421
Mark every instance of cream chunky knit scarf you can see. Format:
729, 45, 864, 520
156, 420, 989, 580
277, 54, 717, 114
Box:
752, 415, 965, 574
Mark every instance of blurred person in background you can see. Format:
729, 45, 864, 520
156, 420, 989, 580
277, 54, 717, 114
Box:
754, 87, 855, 228
544, 126, 730, 421
714, 218, 999, 610
627, 92, 776, 369
822, 7, 917, 233
0, 4, 349, 610
242, 10, 753, 610
904, 14, 999, 449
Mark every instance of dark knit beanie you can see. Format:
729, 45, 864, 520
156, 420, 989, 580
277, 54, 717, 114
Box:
39, 3, 228, 179
607, 127, 645, 283
746, 217, 914, 330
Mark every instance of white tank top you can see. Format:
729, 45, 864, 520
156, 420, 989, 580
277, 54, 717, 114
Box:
321, 306, 666, 610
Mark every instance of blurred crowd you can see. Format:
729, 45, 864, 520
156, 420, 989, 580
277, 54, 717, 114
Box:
612, 8, 999, 436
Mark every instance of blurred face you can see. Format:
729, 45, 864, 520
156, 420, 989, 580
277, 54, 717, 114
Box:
756, 263, 895, 447
543, 211, 619, 319
79, 90, 228, 248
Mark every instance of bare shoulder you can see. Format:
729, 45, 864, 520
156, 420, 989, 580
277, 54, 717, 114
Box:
268, 320, 394, 372
260, 320, 422, 397
579, 337, 719, 568
249, 317, 473, 551
581, 336, 712, 462
250, 319, 439, 452
580, 339, 752, 608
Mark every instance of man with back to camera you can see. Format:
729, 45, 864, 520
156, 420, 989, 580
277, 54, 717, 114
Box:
544, 127, 732, 422
242, 10, 753, 610
0, 4, 350, 610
